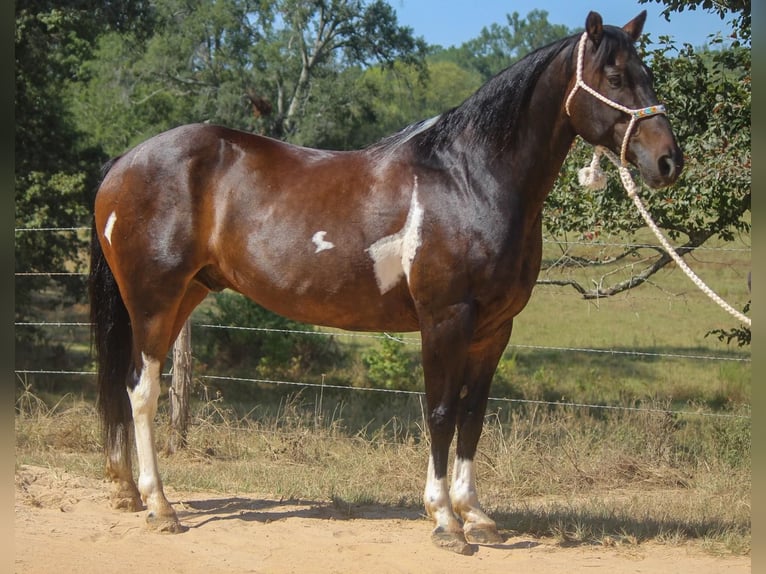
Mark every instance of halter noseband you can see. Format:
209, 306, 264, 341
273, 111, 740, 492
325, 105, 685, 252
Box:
565, 31, 666, 166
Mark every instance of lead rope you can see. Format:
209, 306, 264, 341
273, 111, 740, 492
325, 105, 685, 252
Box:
583, 147, 751, 327
566, 31, 750, 327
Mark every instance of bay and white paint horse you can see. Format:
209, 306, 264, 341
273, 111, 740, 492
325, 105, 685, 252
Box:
89, 11, 681, 554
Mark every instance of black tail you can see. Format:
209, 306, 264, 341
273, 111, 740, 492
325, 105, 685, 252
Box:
89, 157, 133, 459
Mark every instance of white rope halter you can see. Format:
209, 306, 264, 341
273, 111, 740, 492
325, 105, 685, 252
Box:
566, 32, 751, 328
565, 31, 666, 166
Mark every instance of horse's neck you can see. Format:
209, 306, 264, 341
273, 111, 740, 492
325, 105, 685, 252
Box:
495, 54, 577, 204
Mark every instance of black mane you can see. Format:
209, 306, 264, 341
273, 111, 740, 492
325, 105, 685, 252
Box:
416, 34, 577, 154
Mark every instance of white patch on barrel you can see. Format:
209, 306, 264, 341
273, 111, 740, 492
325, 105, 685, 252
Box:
104, 211, 117, 246
367, 177, 423, 294
312, 231, 335, 253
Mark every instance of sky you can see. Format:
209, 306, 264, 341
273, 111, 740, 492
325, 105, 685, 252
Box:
387, 1, 730, 49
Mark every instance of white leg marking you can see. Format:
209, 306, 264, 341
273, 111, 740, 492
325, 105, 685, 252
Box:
127, 353, 166, 508
104, 211, 117, 246
424, 454, 461, 532
450, 458, 480, 516
451, 456, 498, 535
312, 230, 335, 253
367, 177, 424, 294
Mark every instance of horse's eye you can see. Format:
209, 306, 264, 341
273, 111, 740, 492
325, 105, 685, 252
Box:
608, 75, 623, 89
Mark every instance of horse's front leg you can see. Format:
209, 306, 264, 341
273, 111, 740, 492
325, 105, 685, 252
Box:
128, 353, 181, 533
451, 326, 513, 545
419, 302, 475, 555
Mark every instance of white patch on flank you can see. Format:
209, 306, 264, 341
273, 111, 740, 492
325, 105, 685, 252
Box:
367, 176, 424, 294
312, 231, 335, 253
104, 211, 117, 246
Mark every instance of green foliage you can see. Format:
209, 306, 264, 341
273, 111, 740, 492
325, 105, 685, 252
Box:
706, 302, 751, 346
362, 335, 420, 391
67, 0, 427, 149
356, 59, 482, 142
196, 292, 344, 378
431, 9, 572, 81
15, 1, 153, 321
639, 0, 750, 45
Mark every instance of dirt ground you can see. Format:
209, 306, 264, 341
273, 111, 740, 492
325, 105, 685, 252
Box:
14, 464, 750, 574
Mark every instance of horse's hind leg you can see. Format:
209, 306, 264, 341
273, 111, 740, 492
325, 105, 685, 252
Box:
127, 350, 180, 532
105, 419, 142, 511
127, 283, 208, 533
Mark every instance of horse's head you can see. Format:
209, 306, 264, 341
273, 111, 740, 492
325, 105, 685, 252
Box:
565, 11, 683, 189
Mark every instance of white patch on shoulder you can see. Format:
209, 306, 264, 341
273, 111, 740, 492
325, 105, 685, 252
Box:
312, 231, 335, 253
367, 176, 424, 294
104, 211, 117, 246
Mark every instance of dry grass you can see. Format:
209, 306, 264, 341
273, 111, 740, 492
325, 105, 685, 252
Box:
14, 385, 750, 557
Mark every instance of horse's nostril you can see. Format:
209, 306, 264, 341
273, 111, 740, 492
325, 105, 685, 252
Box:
659, 154, 676, 179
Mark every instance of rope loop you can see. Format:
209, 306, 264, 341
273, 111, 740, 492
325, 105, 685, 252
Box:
583, 146, 751, 327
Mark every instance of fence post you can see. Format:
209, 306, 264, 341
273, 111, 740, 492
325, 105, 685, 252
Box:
166, 319, 192, 454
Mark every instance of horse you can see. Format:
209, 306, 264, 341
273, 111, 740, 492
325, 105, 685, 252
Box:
89, 10, 682, 554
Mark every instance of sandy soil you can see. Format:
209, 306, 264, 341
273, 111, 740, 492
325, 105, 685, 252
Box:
15, 464, 750, 574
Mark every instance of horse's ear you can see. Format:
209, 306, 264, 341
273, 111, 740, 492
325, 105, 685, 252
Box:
585, 11, 603, 47
623, 10, 647, 42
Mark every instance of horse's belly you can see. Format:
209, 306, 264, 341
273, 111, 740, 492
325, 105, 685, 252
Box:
228, 269, 420, 333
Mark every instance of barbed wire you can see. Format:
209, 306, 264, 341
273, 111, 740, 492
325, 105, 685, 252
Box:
13, 369, 750, 420
14, 321, 750, 363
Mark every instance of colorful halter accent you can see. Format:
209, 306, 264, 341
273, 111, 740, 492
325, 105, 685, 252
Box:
565, 31, 666, 166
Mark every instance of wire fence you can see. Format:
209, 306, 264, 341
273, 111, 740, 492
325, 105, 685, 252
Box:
14, 318, 751, 420
14, 227, 751, 421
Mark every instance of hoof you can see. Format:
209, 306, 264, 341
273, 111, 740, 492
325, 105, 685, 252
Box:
431, 526, 474, 555
464, 523, 504, 545
111, 487, 143, 512
146, 511, 182, 533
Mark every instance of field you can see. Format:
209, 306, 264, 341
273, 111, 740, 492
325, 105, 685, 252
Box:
14, 229, 751, 571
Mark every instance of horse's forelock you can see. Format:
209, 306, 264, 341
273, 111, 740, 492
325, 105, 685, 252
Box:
592, 24, 640, 67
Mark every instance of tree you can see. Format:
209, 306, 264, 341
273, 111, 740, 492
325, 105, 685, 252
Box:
541, 2, 750, 335
70, 0, 427, 151
15, 1, 153, 321
260, 0, 428, 139
354, 58, 482, 146
433, 9, 572, 81
639, 0, 750, 44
